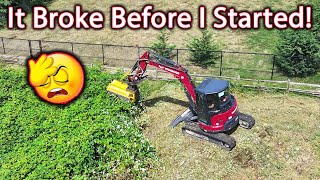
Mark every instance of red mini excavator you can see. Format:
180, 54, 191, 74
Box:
107, 51, 255, 150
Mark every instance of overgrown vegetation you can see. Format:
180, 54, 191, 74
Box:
275, 0, 320, 78
310, 0, 320, 41
150, 30, 176, 59
0, 0, 11, 27
0, 0, 53, 28
0, 66, 156, 179
187, 30, 220, 68
275, 29, 320, 77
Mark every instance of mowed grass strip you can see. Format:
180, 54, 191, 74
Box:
138, 80, 320, 179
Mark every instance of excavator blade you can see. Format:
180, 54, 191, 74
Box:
170, 108, 197, 128
107, 80, 139, 103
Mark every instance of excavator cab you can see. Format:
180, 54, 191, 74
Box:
195, 78, 234, 126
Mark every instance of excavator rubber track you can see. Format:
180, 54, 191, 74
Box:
238, 112, 255, 129
182, 122, 236, 151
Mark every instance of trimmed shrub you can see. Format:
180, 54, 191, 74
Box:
187, 30, 220, 68
0, 66, 156, 179
150, 30, 176, 59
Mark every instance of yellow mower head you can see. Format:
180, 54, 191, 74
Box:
107, 80, 139, 103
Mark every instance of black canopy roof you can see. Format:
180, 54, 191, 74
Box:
195, 78, 229, 94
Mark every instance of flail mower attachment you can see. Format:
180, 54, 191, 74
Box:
107, 53, 147, 103
107, 80, 139, 103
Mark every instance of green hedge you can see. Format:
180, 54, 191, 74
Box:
0, 66, 156, 179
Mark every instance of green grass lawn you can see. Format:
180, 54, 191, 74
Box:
138, 79, 320, 179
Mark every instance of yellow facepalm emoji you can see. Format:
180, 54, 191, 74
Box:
28, 52, 84, 104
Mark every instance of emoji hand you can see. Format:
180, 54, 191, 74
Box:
28, 54, 58, 87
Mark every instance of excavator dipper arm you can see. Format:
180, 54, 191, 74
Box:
128, 51, 197, 104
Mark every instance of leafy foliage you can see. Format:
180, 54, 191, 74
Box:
0, 66, 156, 179
275, 29, 320, 77
0, 0, 12, 27
187, 30, 220, 68
310, 0, 320, 41
0, 0, 53, 28
150, 30, 176, 59
13, 0, 53, 12
275, 1, 320, 77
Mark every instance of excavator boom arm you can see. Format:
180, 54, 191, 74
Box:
128, 51, 196, 103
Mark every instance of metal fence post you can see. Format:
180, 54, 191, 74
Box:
219, 51, 223, 76
176, 49, 179, 64
1, 37, 5, 54
39, 40, 42, 53
101, 44, 105, 65
271, 55, 276, 80
71, 43, 74, 53
287, 79, 291, 92
28, 40, 33, 57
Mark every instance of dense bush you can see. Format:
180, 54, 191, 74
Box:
275, 29, 320, 77
310, 0, 320, 41
150, 30, 176, 59
275, 1, 320, 77
0, 0, 53, 28
187, 30, 220, 68
0, 0, 11, 27
0, 66, 156, 179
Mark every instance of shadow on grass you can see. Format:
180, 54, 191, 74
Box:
142, 95, 241, 135
143, 96, 189, 108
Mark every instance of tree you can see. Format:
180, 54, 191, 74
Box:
310, 0, 320, 41
0, 0, 12, 27
274, 0, 320, 77
187, 30, 220, 68
275, 29, 320, 77
0, 0, 53, 28
150, 30, 176, 59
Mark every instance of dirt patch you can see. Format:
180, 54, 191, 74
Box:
258, 126, 274, 139
233, 147, 257, 168
295, 155, 312, 175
